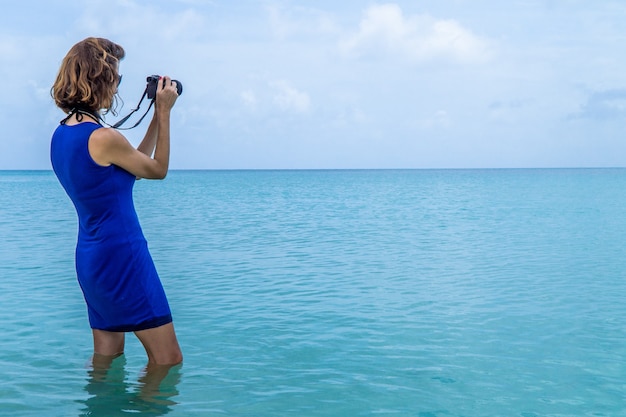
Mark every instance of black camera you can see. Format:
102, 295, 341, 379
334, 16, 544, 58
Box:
146, 75, 183, 100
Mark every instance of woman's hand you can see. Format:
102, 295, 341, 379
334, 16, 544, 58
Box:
156, 76, 179, 113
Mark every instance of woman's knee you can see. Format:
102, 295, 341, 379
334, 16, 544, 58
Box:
145, 345, 182, 366
160, 349, 183, 366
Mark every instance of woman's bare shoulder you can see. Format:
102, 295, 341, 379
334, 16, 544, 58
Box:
89, 126, 132, 166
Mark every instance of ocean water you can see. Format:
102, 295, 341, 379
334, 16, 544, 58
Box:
2, 168, 626, 416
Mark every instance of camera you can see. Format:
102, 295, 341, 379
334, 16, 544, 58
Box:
146, 75, 183, 100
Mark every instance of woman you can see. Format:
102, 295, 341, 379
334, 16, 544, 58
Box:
50, 37, 182, 366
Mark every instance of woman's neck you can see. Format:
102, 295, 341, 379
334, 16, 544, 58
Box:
61, 108, 102, 126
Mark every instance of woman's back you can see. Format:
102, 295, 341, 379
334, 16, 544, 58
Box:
50, 122, 143, 244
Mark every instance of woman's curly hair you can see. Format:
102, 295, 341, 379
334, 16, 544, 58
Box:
51, 37, 125, 115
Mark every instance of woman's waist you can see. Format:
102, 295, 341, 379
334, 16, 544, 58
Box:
78, 223, 146, 244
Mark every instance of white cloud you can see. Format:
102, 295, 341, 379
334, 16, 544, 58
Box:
331, 106, 367, 128
266, 3, 339, 39
77, 0, 205, 42
569, 89, 626, 120
340, 3, 491, 64
240, 90, 257, 108
271, 80, 311, 113
414, 110, 451, 129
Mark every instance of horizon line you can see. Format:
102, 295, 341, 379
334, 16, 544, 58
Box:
2, 166, 626, 172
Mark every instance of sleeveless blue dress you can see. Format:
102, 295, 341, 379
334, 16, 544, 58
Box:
50, 122, 172, 332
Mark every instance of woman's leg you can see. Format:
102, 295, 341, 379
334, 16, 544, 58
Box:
92, 329, 125, 356
134, 322, 182, 366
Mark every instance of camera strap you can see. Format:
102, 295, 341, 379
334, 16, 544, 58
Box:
110, 87, 154, 130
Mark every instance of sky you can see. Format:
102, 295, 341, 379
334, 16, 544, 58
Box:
2, 0, 626, 169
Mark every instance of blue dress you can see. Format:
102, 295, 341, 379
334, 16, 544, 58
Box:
50, 122, 172, 332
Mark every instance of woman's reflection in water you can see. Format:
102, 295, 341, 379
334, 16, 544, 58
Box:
79, 354, 181, 416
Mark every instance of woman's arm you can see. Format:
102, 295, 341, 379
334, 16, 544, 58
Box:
137, 112, 158, 157
88, 77, 178, 179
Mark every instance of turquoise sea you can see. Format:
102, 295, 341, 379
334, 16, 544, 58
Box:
2, 168, 626, 416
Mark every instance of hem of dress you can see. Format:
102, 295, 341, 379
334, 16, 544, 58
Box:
93, 314, 173, 333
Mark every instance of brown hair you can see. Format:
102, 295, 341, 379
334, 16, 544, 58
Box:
51, 37, 125, 114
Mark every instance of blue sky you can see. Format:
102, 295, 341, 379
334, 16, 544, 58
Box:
2, 0, 626, 169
